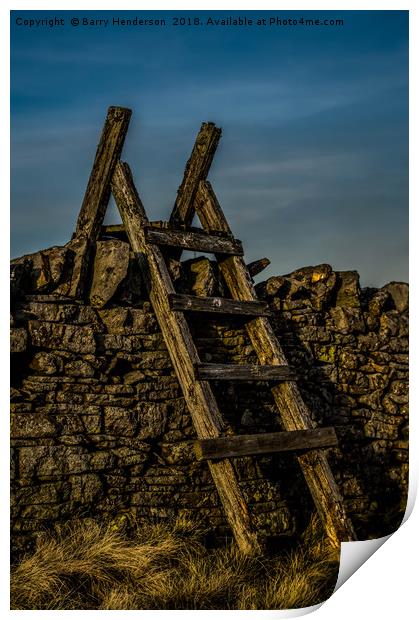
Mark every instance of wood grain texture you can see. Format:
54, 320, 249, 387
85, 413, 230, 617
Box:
149, 220, 230, 237
195, 428, 338, 460
170, 122, 221, 227
111, 161, 261, 556
76, 107, 131, 240
195, 180, 357, 547
169, 293, 270, 316
195, 363, 297, 381
145, 226, 243, 256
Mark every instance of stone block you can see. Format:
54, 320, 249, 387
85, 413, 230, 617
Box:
297, 326, 330, 343
101, 334, 133, 352
10, 327, 28, 353
132, 351, 171, 370
329, 306, 366, 334
28, 321, 96, 354
368, 289, 392, 317
10, 260, 28, 299
128, 310, 158, 334
97, 308, 130, 333
123, 370, 146, 384
382, 282, 409, 313
161, 441, 196, 465
65, 359, 95, 378
11, 245, 69, 294
335, 271, 361, 308
104, 407, 139, 437
11, 412, 57, 438
14, 482, 65, 505
29, 352, 63, 375
15, 301, 83, 325
112, 446, 150, 468
18, 446, 90, 478
179, 257, 218, 297
137, 402, 168, 439
70, 474, 103, 503
313, 344, 337, 364
363, 418, 400, 440
54, 236, 90, 298
379, 312, 400, 338
89, 240, 130, 307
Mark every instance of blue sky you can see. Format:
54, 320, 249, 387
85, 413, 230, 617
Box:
11, 10, 408, 286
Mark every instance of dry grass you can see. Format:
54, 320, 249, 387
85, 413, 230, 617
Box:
11, 514, 339, 610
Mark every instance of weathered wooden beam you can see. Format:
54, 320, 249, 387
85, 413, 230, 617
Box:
170, 122, 221, 227
100, 228, 271, 287
111, 161, 261, 557
149, 221, 230, 237
100, 227, 271, 281
145, 226, 243, 256
75, 107, 131, 240
195, 428, 338, 461
194, 180, 357, 547
14, 295, 82, 305
195, 363, 297, 382
169, 293, 270, 317
247, 258, 271, 278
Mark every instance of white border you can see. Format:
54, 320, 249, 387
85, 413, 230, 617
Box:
2, 2, 416, 619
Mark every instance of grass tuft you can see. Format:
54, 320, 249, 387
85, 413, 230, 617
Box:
11, 514, 339, 610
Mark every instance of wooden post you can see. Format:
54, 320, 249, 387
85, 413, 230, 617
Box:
75, 106, 132, 239
170, 122, 221, 227
195, 180, 357, 548
247, 258, 271, 278
111, 162, 262, 556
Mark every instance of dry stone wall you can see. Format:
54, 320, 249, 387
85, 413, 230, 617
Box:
10, 240, 409, 558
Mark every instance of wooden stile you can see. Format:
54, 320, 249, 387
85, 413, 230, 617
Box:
75, 109, 356, 554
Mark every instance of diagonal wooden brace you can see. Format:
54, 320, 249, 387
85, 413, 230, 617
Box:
193, 180, 357, 548
111, 161, 262, 556
75, 106, 132, 240
170, 122, 221, 228
70, 106, 131, 299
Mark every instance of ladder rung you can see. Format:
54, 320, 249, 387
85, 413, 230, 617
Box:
145, 225, 243, 255
195, 428, 339, 461
195, 363, 297, 381
169, 293, 271, 317
149, 220, 231, 237
100, 221, 231, 239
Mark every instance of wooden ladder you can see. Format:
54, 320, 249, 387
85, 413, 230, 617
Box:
75, 107, 357, 555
